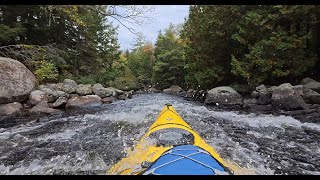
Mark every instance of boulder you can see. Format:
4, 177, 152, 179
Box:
163, 85, 184, 94
107, 87, 124, 96
304, 81, 320, 93
251, 90, 260, 99
0, 57, 36, 104
271, 83, 308, 110
267, 86, 277, 94
55, 91, 70, 99
66, 95, 102, 109
92, 84, 113, 98
124, 90, 134, 99
0, 102, 23, 116
76, 84, 92, 96
243, 98, 258, 108
149, 87, 161, 93
50, 97, 68, 108
41, 87, 58, 103
43, 90, 69, 103
29, 90, 48, 105
204, 86, 243, 105
301, 77, 318, 85
69, 94, 79, 99
257, 92, 272, 105
302, 88, 320, 104
102, 97, 115, 104
134, 90, 146, 94
29, 102, 62, 115
256, 84, 267, 93
117, 94, 128, 100
62, 79, 78, 93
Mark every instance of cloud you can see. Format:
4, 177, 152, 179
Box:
110, 5, 189, 51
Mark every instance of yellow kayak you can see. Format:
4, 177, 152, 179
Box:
107, 103, 242, 175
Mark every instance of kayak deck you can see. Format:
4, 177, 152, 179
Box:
107, 104, 240, 175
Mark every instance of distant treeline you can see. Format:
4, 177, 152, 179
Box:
1, 5, 320, 90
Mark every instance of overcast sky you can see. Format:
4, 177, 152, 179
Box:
110, 5, 190, 51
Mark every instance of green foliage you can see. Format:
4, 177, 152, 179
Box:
0, 5, 121, 84
128, 40, 155, 86
231, 5, 318, 85
181, 5, 241, 89
34, 61, 59, 84
182, 5, 320, 88
77, 75, 97, 85
152, 24, 185, 89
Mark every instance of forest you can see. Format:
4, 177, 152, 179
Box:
1, 5, 320, 91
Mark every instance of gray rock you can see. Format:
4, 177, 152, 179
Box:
187, 89, 195, 94
302, 88, 320, 104
76, 84, 92, 95
205, 86, 243, 105
0, 102, 23, 116
41, 87, 58, 103
163, 85, 184, 94
69, 94, 79, 99
117, 94, 128, 100
271, 83, 308, 110
134, 90, 145, 94
0, 57, 36, 104
258, 92, 272, 105
63, 79, 78, 93
267, 86, 277, 94
292, 85, 304, 96
125, 90, 134, 99
102, 97, 115, 104
92, 84, 113, 98
251, 90, 260, 99
149, 87, 161, 93
66, 95, 102, 109
301, 77, 318, 85
29, 102, 63, 115
51, 97, 68, 108
107, 87, 124, 96
243, 98, 258, 107
55, 91, 70, 99
256, 84, 267, 93
304, 81, 320, 93
29, 90, 48, 105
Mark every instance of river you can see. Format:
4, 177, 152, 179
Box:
0, 93, 319, 175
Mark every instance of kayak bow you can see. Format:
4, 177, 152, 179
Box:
107, 104, 235, 175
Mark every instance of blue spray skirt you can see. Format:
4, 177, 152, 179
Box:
143, 145, 230, 175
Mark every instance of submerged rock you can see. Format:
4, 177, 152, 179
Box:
66, 95, 102, 109
102, 97, 115, 104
